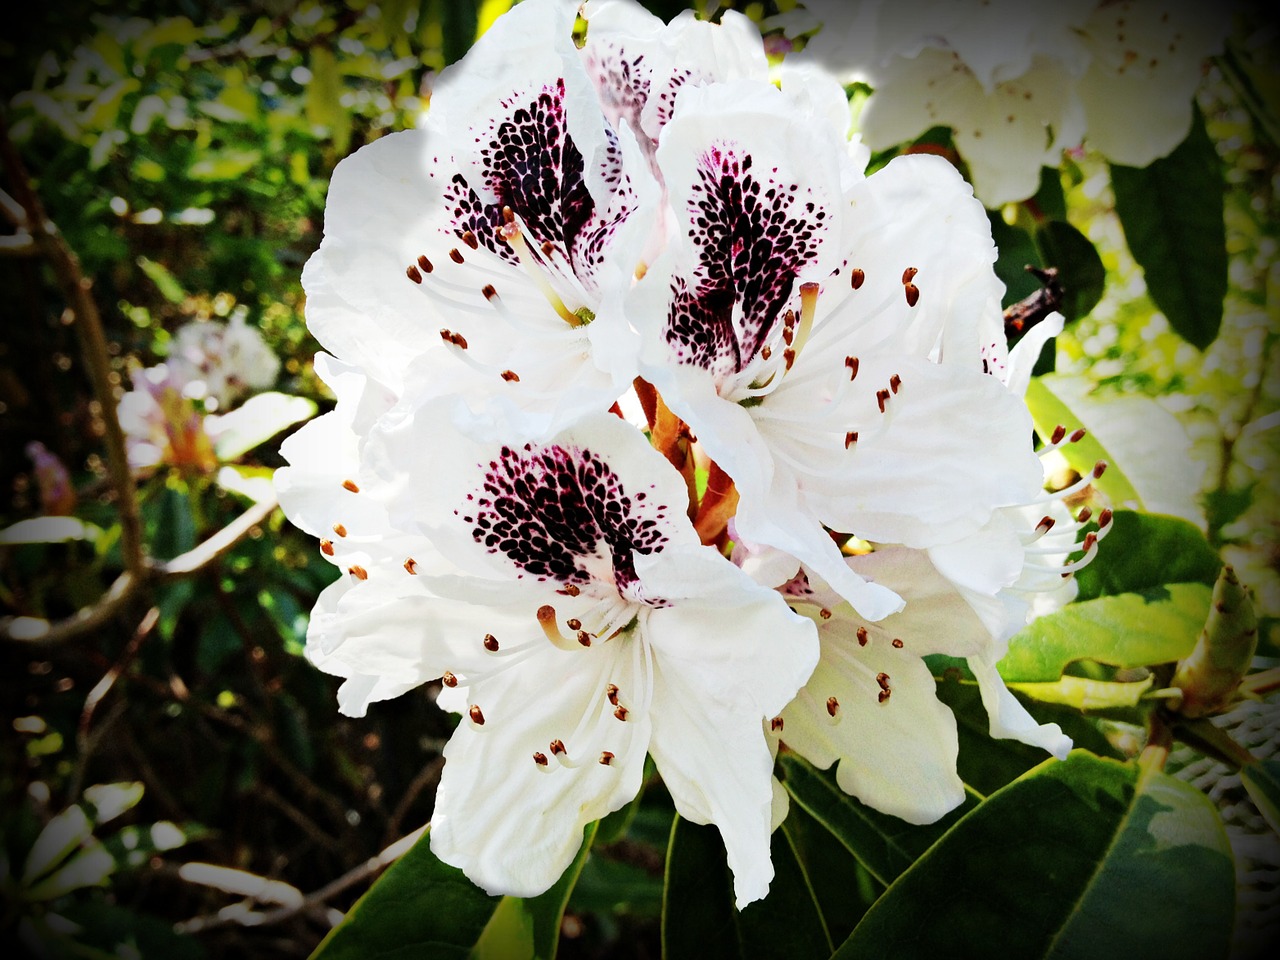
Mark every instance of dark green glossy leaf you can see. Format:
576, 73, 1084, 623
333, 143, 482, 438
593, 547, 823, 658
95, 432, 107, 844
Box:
834, 752, 1235, 960
1030, 166, 1067, 221
1074, 510, 1220, 601
777, 752, 979, 887
779, 799, 877, 944
1111, 108, 1227, 349
1035, 219, 1105, 321
310, 828, 500, 960
989, 214, 1045, 308
1241, 759, 1280, 836
662, 815, 830, 960
999, 583, 1211, 682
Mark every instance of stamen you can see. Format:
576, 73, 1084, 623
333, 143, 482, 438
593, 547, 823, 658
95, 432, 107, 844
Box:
482, 284, 498, 301
332, 523, 347, 538
845, 356, 859, 380
599, 751, 615, 766
892, 638, 904, 648
533, 751, 548, 766
878, 689, 892, 703
606, 683, 619, 705
537, 605, 582, 651
348, 565, 368, 580
793, 281, 820, 355
497, 207, 581, 326
567, 618, 582, 630
845, 431, 859, 449
550, 739, 566, 756
342, 479, 360, 493
449, 248, 465, 264
483, 634, 500, 652
561, 584, 581, 597
826, 695, 840, 717
856, 626, 869, 646
462, 230, 479, 250
469, 704, 485, 725
501, 370, 521, 382
441, 671, 458, 687
902, 267, 918, 284
1050, 424, 1067, 445
319, 539, 334, 556
403, 557, 418, 574
904, 283, 920, 307
614, 705, 629, 721
850, 268, 865, 290
819, 608, 832, 620
770, 716, 784, 732
877, 389, 890, 413
889, 374, 902, 395
417, 254, 434, 274
406, 264, 423, 284
876, 672, 891, 691
577, 630, 592, 647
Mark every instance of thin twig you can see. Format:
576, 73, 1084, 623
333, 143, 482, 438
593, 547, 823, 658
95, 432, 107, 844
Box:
0, 108, 144, 578
1003, 265, 1064, 340
153, 493, 278, 577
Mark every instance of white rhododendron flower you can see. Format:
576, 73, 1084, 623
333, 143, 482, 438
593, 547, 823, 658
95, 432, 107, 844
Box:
629, 79, 1043, 619
167, 313, 279, 409
282, 404, 818, 906
805, 0, 1231, 205
118, 363, 217, 473
278, 0, 1109, 910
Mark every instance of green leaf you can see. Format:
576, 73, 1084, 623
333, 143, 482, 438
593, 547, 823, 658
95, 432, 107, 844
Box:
1034, 219, 1104, 321
1074, 511, 1220, 601
778, 753, 979, 888
311, 828, 500, 960
1008, 675, 1154, 711
0, 517, 103, 546
23, 805, 93, 885
207, 392, 317, 461
662, 815, 831, 960
989, 215, 1044, 308
1030, 166, 1067, 222
1000, 583, 1212, 682
1241, 759, 1280, 836
1111, 108, 1227, 349
137, 255, 187, 304
189, 148, 262, 182
306, 46, 351, 155
833, 753, 1235, 960
472, 822, 598, 960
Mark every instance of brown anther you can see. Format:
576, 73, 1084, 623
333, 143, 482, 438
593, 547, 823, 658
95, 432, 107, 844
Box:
563, 584, 581, 597
406, 264, 423, 283
770, 716, 784, 732
782, 325, 795, 346
599, 751, 615, 766
1050, 424, 1067, 445
450, 332, 468, 349
904, 283, 920, 307
482, 284, 497, 300
850, 268, 865, 290
417, 254, 434, 273
469, 704, 485, 725
783, 347, 796, 371
403, 557, 418, 575
1098, 508, 1113, 526
501, 370, 521, 382
856, 626, 869, 646
319, 539, 334, 556
902, 266, 918, 284
567, 618, 582, 630
876, 672, 891, 691
604, 685, 621, 708
502, 205, 516, 224
483, 633, 500, 652
332, 522, 347, 538
1076, 506, 1093, 523
538, 240, 553, 257
878, 689, 891, 703
536, 605, 557, 625
449, 248, 465, 264
533, 751, 548, 766
845, 356, 859, 380
1069, 428, 1087, 443
441, 671, 458, 687
826, 696, 840, 717
889, 374, 902, 394
577, 630, 592, 647
462, 230, 479, 250
877, 389, 890, 413
439, 328, 454, 344
549, 739, 566, 756
348, 564, 368, 580
1092, 460, 1108, 479
1082, 532, 1098, 551
1036, 516, 1056, 534
761, 345, 772, 361
614, 705, 629, 722
892, 638, 904, 649
819, 608, 832, 620
342, 479, 360, 493
845, 431, 859, 449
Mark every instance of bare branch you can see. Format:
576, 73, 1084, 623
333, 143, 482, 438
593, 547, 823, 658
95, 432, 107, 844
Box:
0, 107, 144, 577
1003, 265, 1064, 341
155, 493, 278, 578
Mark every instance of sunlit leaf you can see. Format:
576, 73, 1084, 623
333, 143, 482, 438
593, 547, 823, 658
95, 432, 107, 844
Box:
26, 841, 116, 900
207, 392, 317, 461
833, 753, 1235, 960
137, 255, 187, 304
23, 805, 93, 885
999, 583, 1211, 682
0, 517, 102, 545
1111, 108, 1227, 350
1007, 675, 1154, 711
83, 782, 145, 826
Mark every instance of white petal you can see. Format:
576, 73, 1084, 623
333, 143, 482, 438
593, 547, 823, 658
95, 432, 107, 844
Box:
781, 620, 964, 824
638, 545, 819, 908
431, 633, 651, 897
969, 654, 1072, 758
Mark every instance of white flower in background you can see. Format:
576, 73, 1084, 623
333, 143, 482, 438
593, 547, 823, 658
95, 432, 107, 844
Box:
628, 78, 1043, 620
118, 363, 216, 473
278, 405, 818, 907
804, 0, 1231, 205
168, 313, 279, 410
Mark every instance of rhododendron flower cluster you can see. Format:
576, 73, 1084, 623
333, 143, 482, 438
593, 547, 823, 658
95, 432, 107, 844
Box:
805, 0, 1232, 205
276, 0, 1109, 907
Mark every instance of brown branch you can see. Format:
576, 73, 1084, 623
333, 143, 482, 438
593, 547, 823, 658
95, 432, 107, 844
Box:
1, 494, 280, 645
1003, 265, 1063, 340
0, 108, 144, 577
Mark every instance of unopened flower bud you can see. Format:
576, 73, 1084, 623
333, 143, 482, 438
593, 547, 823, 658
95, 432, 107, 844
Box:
1171, 566, 1258, 718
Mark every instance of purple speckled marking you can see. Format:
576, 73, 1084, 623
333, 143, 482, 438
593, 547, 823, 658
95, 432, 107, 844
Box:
430, 80, 637, 296
583, 41, 651, 144
665, 144, 827, 379
458, 443, 672, 596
